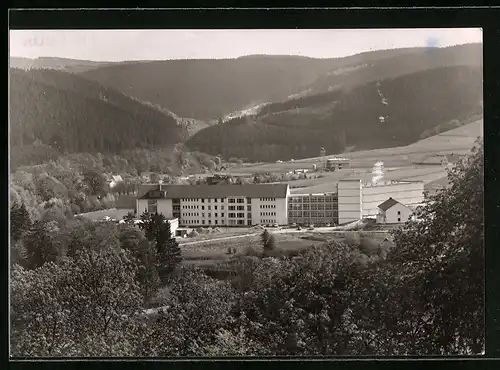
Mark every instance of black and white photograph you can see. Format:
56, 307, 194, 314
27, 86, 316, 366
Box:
9, 25, 484, 357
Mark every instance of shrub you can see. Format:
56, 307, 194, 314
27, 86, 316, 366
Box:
243, 246, 260, 257
359, 237, 381, 256
344, 231, 361, 246
261, 230, 277, 253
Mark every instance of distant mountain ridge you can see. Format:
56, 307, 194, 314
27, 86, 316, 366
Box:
78, 45, 477, 120
9, 56, 119, 73
186, 65, 483, 162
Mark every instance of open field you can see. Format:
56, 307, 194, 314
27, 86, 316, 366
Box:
234, 119, 482, 174
221, 120, 482, 194
181, 228, 394, 267
181, 232, 325, 264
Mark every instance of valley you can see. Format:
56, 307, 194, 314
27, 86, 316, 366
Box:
9, 28, 485, 358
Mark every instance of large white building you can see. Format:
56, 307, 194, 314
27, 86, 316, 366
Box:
137, 184, 290, 227
337, 179, 425, 224
137, 180, 424, 227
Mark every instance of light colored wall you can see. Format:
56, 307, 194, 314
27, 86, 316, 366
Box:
338, 180, 363, 224
251, 198, 262, 225
251, 197, 287, 225
137, 199, 147, 215
158, 199, 173, 218
377, 203, 412, 224
136, 199, 173, 218
362, 182, 424, 218
276, 197, 288, 225
169, 218, 179, 236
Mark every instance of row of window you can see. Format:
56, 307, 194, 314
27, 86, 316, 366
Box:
289, 204, 335, 210
260, 204, 276, 209
289, 218, 338, 224
288, 211, 337, 217
180, 197, 251, 203
228, 212, 249, 218
228, 198, 249, 204
183, 205, 227, 210
261, 219, 276, 225
260, 212, 276, 216
183, 219, 248, 225
183, 212, 227, 218
260, 198, 276, 202
289, 196, 337, 203
228, 205, 250, 211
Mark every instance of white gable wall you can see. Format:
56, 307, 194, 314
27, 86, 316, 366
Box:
383, 202, 412, 223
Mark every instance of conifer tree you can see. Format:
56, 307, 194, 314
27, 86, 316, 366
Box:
138, 211, 182, 279
10, 201, 32, 243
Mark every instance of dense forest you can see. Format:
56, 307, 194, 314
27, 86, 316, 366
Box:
78, 47, 445, 120
187, 65, 483, 161
10, 139, 484, 356
9, 68, 184, 154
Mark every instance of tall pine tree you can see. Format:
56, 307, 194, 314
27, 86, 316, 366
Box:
10, 201, 32, 243
138, 211, 182, 280
23, 221, 61, 269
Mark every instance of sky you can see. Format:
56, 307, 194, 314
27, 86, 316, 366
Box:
9, 28, 482, 62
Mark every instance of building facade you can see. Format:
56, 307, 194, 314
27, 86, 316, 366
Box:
337, 179, 424, 225
288, 193, 339, 226
136, 180, 424, 227
376, 198, 412, 224
137, 184, 289, 227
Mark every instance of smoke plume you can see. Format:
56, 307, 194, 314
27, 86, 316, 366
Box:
371, 161, 384, 185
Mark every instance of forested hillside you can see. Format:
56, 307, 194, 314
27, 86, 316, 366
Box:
186, 65, 483, 161
303, 43, 482, 96
10, 68, 184, 155
78, 47, 440, 120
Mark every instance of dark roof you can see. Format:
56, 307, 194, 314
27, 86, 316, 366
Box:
139, 183, 289, 199
378, 197, 407, 211
137, 184, 158, 199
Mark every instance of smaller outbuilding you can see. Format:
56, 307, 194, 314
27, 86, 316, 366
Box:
376, 197, 412, 224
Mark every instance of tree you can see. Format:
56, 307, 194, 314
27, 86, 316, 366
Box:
390, 138, 484, 354
261, 229, 277, 254
111, 181, 127, 195
118, 226, 160, 306
10, 201, 32, 243
150, 173, 160, 183
10, 248, 144, 356
138, 211, 182, 279
234, 242, 368, 355
123, 211, 136, 225
143, 266, 236, 356
82, 168, 106, 196
22, 220, 62, 269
